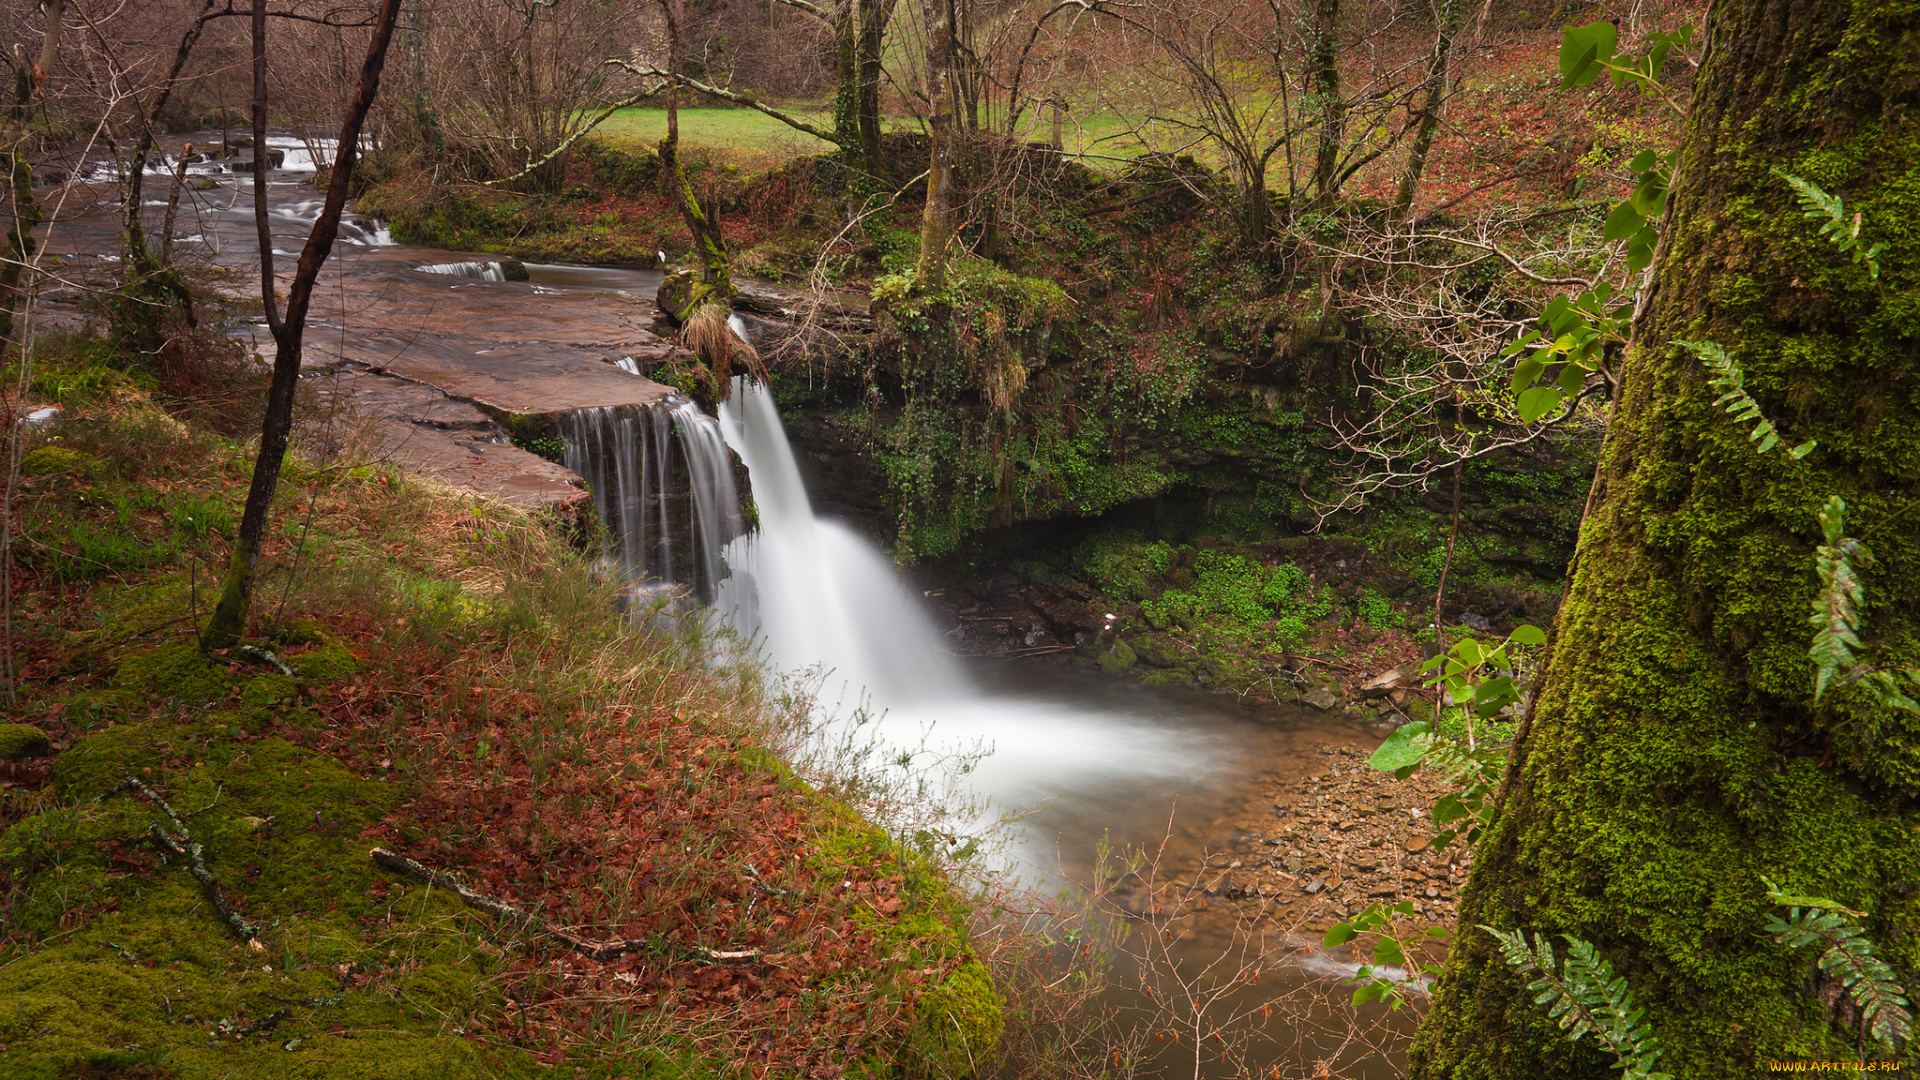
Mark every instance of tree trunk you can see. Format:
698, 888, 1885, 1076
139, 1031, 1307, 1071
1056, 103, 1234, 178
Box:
1391, 0, 1460, 219
203, 0, 405, 652
916, 0, 955, 292
1409, 1, 1920, 1075
1305, 0, 1341, 204
856, 0, 897, 176
404, 0, 445, 170
658, 0, 733, 303
0, 0, 63, 353
832, 0, 861, 149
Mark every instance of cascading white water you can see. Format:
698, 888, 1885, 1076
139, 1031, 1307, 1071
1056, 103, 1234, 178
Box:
716, 380, 967, 706
716, 378, 1218, 859
416, 260, 506, 281
561, 400, 742, 606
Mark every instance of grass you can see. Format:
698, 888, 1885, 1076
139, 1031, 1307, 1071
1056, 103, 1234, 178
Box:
590, 105, 1157, 168
594, 107, 841, 164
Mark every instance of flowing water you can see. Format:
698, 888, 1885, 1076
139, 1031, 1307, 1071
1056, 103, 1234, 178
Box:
712, 379, 1411, 1076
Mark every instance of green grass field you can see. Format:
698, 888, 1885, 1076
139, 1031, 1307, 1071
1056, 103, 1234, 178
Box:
592, 105, 1158, 168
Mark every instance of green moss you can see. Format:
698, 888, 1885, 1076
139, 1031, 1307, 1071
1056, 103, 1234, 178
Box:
0, 723, 52, 761
3, 719, 549, 1079
110, 643, 223, 704
286, 643, 359, 683
898, 955, 1004, 1079
21, 447, 105, 479
1098, 639, 1138, 674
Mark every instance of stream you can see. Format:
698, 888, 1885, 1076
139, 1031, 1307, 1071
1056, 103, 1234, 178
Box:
40, 135, 1420, 1076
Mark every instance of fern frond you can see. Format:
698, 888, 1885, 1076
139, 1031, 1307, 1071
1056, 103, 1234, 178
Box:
1765, 880, 1914, 1052
1777, 171, 1884, 281
1677, 340, 1815, 459
1483, 927, 1673, 1080
1809, 496, 1873, 702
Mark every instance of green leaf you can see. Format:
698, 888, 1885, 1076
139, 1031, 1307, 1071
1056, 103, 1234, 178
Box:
1323, 923, 1359, 949
1559, 22, 1618, 88
1368, 724, 1430, 772
1373, 938, 1406, 967
1511, 356, 1547, 396
1510, 624, 1547, 646
1602, 199, 1646, 242
1626, 225, 1658, 270
1557, 362, 1586, 397
1627, 149, 1658, 173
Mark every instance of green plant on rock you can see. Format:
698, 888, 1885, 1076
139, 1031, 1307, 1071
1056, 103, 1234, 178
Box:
1140, 552, 1323, 644
1675, 340, 1815, 458
1777, 170, 1885, 282
1482, 927, 1672, 1080
1763, 878, 1913, 1053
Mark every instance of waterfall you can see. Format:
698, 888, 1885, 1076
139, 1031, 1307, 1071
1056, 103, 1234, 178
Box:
714, 378, 1217, 858
560, 399, 741, 607
716, 379, 967, 706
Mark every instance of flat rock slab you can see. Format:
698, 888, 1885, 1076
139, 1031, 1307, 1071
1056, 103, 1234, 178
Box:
314, 371, 586, 509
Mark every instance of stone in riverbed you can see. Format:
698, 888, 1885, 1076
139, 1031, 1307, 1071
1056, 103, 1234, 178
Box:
1099, 639, 1138, 674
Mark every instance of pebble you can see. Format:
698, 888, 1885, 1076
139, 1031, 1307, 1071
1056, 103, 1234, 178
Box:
1177, 743, 1472, 933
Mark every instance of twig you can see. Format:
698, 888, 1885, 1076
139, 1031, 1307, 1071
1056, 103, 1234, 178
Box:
1279, 653, 1363, 672
124, 772, 264, 951
237, 644, 294, 676
742, 863, 792, 896
369, 847, 763, 964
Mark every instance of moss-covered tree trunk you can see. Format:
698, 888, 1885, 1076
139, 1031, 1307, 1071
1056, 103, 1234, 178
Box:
832, 0, 861, 150
916, 0, 955, 293
1305, 0, 1341, 204
1408, 1, 1920, 1075
856, 0, 898, 176
1390, 0, 1460, 219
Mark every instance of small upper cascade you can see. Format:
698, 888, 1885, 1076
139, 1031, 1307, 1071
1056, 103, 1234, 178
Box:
416, 260, 505, 281
560, 398, 742, 607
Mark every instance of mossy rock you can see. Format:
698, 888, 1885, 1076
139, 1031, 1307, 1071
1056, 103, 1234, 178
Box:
21, 446, 104, 479
1129, 636, 1180, 668
287, 642, 359, 682
898, 953, 1005, 1079
1098, 639, 1138, 674
238, 674, 298, 709
0, 723, 52, 761
1140, 667, 1193, 688
110, 643, 223, 703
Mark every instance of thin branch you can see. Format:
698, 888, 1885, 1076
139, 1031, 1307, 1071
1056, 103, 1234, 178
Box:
370, 848, 765, 963
124, 773, 264, 950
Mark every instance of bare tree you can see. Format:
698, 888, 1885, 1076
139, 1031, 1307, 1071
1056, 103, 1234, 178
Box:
204, 0, 405, 650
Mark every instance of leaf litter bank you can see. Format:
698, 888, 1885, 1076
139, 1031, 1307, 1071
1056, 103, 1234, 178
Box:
0, 362, 1002, 1078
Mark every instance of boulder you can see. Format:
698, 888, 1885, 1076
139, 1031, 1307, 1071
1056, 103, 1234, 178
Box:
497, 256, 531, 282
1359, 660, 1422, 699
1300, 672, 1344, 712
0, 724, 52, 761
1099, 639, 1138, 675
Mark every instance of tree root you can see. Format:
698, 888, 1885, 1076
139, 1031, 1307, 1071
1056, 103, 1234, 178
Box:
124, 772, 265, 951
368, 847, 764, 964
